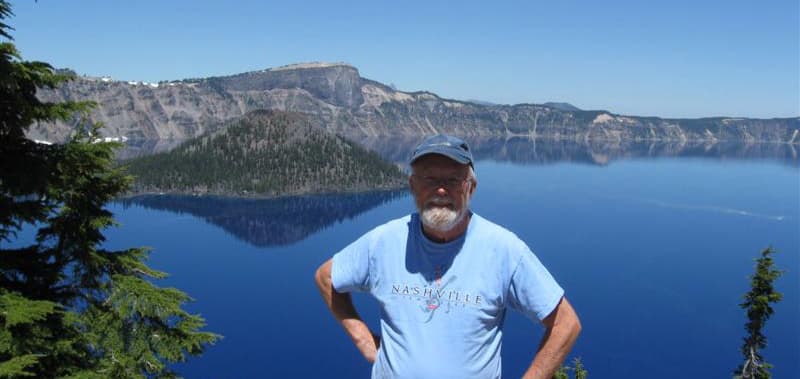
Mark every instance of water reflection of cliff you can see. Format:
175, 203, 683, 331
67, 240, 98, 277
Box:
118, 190, 408, 247
117, 136, 798, 167
348, 135, 799, 167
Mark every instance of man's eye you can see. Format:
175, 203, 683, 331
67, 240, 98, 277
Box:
420, 177, 462, 188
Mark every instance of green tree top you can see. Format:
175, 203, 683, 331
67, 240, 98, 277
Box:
734, 247, 783, 379
0, 1, 219, 377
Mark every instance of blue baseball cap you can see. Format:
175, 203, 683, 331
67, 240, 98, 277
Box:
409, 134, 474, 168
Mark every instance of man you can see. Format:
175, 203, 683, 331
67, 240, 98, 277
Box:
315, 134, 581, 379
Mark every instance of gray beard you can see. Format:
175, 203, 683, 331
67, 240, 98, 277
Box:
420, 205, 465, 233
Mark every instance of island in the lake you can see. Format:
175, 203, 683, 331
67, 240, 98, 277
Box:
122, 110, 406, 197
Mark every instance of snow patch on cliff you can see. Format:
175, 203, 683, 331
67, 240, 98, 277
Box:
268, 62, 353, 72
443, 101, 465, 108
361, 84, 414, 106
416, 93, 438, 100
592, 113, 614, 124
722, 118, 746, 125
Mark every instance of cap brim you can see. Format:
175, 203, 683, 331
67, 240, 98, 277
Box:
410, 150, 471, 165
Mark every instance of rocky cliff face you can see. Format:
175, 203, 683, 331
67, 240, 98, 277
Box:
32, 62, 800, 144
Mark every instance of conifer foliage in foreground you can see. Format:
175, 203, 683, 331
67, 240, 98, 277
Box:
734, 247, 783, 379
553, 357, 588, 379
0, 2, 219, 377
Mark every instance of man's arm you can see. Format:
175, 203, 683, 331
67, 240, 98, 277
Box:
522, 297, 581, 379
315, 258, 380, 363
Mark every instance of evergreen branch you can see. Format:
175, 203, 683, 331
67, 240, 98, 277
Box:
0, 2, 220, 376
0, 292, 59, 328
0, 354, 42, 378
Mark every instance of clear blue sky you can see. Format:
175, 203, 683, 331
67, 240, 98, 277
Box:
8, 0, 799, 118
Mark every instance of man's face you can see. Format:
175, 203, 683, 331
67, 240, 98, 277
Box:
409, 154, 476, 233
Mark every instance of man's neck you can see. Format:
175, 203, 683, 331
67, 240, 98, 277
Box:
421, 211, 472, 243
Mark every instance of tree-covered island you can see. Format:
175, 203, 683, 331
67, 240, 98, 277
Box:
122, 110, 407, 197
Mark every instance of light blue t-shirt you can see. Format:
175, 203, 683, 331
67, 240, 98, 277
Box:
332, 212, 564, 379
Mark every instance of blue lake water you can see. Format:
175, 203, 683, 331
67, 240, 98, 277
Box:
103, 140, 799, 378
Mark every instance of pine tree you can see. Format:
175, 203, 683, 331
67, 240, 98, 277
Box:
573, 357, 587, 379
552, 365, 569, 379
734, 247, 783, 379
0, 2, 219, 377
552, 357, 588, 379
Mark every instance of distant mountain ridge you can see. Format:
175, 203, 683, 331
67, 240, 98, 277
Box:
543, 102, 581, 112
32, 62, 800, 144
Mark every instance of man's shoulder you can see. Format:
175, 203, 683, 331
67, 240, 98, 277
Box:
469, 213, 533, 256
470, 213, 523, 242
381, 214, 413, 230
335, 215, 411, 258
364, 214, 413, 239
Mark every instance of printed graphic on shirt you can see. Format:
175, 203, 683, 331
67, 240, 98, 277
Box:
389, 265, 484, 322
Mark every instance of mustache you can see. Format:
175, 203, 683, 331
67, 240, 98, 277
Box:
424, 197, 454, 208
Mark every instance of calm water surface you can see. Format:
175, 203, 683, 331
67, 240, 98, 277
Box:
106, 141, 799, 378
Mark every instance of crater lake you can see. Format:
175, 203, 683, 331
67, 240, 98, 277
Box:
103, 138, 799, 378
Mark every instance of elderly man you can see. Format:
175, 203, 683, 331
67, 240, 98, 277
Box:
315, 134, 580, 379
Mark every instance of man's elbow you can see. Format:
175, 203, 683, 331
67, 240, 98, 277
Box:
568, 313, 582, 340
562, 300, 582, 341
547, 297, 581, 340
315, 259, 333, 291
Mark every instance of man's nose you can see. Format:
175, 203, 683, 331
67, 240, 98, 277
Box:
435, 186, 448, 196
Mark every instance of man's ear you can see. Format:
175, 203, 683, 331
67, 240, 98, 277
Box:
468, 179, 477, 198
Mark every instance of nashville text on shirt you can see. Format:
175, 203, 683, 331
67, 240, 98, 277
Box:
391, 284, 483, 306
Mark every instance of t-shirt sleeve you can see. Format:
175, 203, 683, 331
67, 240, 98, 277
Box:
507, 242, 565, 322
331, 231, 373, 293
